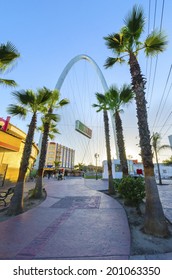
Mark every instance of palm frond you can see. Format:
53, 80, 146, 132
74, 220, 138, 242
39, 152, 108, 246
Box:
36, 89, 52, 105
0, 41, 20, 71
50, 89, 60, 103
104, 33, 127, 54
105, 84, 134, 112
92, 103, 99, 109
49, 128, 60, 136
7, 104, 27, 119
124, 5, 145, 41
95, 93, 106, 103
119, 84, 134, 104
0, 78, 17, 87
12, 90, 35, 105
58, 98, 70, 107
104, 56, 125, 69
144, 30, 168, 56
158, 145, 172, 152
92, 93, 108, 112
92, 104, 102, 112
107, 85, 119, 104
43, 113, 60, 124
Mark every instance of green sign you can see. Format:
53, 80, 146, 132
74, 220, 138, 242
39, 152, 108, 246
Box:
75, 120, 92, 139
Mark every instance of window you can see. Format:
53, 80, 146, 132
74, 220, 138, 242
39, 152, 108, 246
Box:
115, 164, 122, 172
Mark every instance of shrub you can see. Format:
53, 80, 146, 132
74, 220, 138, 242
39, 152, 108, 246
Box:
113, 178, 122, 191
117, 176, 145, 207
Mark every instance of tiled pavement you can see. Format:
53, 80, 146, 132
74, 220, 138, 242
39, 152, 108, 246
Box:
0, 178, 172, 260
0, 178, 130, 260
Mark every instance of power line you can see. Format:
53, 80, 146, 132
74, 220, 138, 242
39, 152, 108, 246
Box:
159, 110, 172, 134
160, 0, 165, 30
147, 0, 165, 114
151, 64, 172, 131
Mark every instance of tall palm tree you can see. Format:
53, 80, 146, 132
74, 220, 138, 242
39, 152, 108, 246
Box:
7, 89, 52, 215
33, 88, 69, 198
105, 84, 134, 177
93, 93, 114, 194
0, 41, 20, 87
151, 132, 172, 185
104, 5, 169, 236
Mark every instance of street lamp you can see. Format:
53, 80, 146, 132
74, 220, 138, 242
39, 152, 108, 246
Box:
94, 153, 99, 180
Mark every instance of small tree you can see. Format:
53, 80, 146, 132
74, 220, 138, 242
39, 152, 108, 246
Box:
93, 93, 114, 194
104, 84, 134, 177
7, 89, 52, 215
151, 132, 172, 185
33, 88, 69, 198
163, 156, 172, 166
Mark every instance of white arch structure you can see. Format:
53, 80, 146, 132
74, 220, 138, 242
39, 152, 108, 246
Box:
55, 54, 118, 158
55, 54, 108, 92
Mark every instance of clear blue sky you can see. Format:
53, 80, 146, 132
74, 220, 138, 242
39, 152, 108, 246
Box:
1, 0, 172, 164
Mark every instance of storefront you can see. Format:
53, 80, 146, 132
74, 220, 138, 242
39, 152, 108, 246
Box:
0, 118, 38, 187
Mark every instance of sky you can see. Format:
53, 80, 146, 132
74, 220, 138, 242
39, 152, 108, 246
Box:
1, 0, 172, 165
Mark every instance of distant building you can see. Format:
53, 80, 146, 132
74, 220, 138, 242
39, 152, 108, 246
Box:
102, 159, 134, 179
102, 159, 172, 179
45, 142, 75, 169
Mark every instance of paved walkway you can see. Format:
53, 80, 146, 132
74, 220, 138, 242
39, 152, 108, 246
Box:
0, 178, 130, 260
0, 178, 172, 260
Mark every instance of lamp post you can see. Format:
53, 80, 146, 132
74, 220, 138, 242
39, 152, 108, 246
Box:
94, 153, 99, 180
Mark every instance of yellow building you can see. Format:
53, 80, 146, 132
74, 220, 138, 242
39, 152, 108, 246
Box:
0, 117, 39, 187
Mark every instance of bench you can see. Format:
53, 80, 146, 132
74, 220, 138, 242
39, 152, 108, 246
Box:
0, 187, 14, 207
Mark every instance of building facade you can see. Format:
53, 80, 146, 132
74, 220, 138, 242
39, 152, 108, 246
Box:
103, 159, 172, 179
0, 117, 39, 187
45, 142, 75, 169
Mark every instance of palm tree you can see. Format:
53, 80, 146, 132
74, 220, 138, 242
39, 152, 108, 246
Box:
151, 132, 172, 185
74, 162, 85, 171
33, 88, 69, 198
105, 84, 134, 177
0, 41, 20, 87
93, 93, 114, 194
7, 89, 52, 215
48, 122, 60, 141
163, 156, 172, 166
104, 5, 169, 236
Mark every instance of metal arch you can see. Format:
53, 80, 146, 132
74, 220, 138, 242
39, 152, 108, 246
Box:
54, 54, 119, 158
55, 54, 108, 92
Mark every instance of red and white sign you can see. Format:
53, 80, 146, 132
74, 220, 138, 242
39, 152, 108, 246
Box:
0, 116, 10, 131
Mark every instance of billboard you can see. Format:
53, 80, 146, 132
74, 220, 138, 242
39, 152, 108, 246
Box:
75, 120, 92, 139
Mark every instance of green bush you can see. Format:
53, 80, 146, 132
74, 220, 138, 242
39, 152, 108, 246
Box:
117, 177, 145, 207
113, 178, 122, 191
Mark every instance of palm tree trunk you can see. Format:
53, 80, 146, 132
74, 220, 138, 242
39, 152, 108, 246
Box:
103, 110, 114, 194
155, 150, 162, 185
7, 113, 37, 215
115, 112, 128, 176
34, 120, 50, 198
129, 52, 169, 237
